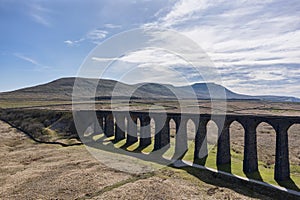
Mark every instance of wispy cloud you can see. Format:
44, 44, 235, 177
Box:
92, 48, 190, 67
104, 23, 122, 29
29, 3, 52, 27
92, 57, 116, 62
30, 13, 51, 27
159, 0, 212, 27
86, 29, 108, 44
14, 53, 49, 71
64, 29, 108, 46
92, 48, 204, 86
143, 0, 300, 97
63, 38, 85, 46
14, 53, 39, 65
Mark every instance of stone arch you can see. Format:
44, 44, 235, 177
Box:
229, 120, 245, 172
169, 118, 176, 138
206, 120, 219, 146
229, 120, 245, 156
136, 117, 141, 138
187, 119, 196, 141
287, 123, 300, 167
256, 122, 276, 168
150, 118, 155, 138
112, 115, 116, 134
182, 119, 196, 162
159, 118, 177, 159
124, 116, 128, 135
204, 120, 219, 168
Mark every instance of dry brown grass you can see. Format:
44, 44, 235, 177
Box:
0, 120, 274, 199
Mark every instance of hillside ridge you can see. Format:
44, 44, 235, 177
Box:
0, 77, 299, 102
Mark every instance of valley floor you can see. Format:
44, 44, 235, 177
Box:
0, 120, 273, 200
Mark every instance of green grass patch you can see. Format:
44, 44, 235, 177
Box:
96, 136, 300, 190
156, 139, 300, 190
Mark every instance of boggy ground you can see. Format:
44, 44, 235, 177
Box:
0, 120, 274, 200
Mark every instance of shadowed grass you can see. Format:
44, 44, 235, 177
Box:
95, 135, 300, 190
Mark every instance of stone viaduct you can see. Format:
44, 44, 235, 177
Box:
74, 110, 300, 182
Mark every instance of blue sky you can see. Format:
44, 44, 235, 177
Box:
0, 0, 300, 97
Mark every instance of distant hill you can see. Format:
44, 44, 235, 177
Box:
0, 77, 299, 102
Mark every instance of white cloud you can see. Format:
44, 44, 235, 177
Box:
92, 48, 205, 86
119, 48, 189, 66
63, 38, 85, 46
92, 48, 195, 69
92, 57, 115, 62
159, 0, 212, 27
248, 69, 286, 81
64, 40, 74, 46
92, 48, 191, 70
64, 29, 108, 46
104, 23, 122, 29
144, 0, 300, 97
86, 29, 108, 44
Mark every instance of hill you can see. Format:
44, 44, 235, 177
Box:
0, 77, 299, 102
